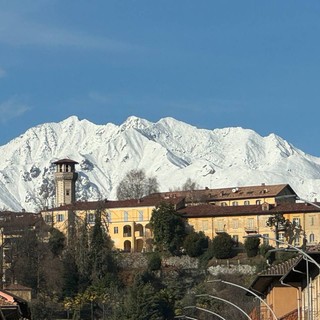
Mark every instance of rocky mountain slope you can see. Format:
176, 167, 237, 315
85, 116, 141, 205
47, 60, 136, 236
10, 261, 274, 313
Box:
1, 116, 320, 211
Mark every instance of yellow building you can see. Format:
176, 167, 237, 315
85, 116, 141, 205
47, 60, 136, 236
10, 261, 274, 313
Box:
41, 158, 320, 252
42, 196, 185, 252
178, 201, 320, 248
249, 251, 320, 319
153, 183, 297, 206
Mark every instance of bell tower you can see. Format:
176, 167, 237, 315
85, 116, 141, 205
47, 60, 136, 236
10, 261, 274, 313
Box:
53, 159, 78, 206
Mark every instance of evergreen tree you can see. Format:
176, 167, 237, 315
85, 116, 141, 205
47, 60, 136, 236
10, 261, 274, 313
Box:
150, 202, 186, 255
48, 228, 65, 257
183, 231, 208, 257
120, 272, 175, 320
209, 233, 234, 259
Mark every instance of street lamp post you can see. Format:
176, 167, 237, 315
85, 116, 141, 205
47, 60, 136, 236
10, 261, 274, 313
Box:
244, 234, 320, 270
244, 234, 320, 320
196, 294, 252, 320
207, 279, 278, 320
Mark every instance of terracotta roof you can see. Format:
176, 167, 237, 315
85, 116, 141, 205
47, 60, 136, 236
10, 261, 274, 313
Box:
0, 211, 46, 235
178, 202, 320, 218
42, 196, 185, 212
249, 257, 301, 294
281, 251, 320, 284
149, 183, 296, 203
262, 257, 301, 276
4, 284, 31, 291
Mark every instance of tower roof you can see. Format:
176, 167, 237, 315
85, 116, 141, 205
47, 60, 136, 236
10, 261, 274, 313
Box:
53, 159, 79, 165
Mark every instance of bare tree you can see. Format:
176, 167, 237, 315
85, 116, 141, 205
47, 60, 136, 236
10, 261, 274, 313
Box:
181, 178, 199, 191
170, 178, 200, 192
116, 169, 159, 200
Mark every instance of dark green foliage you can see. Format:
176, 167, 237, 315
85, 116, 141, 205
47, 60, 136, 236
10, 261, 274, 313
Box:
30, 296, 56, 320
48, 228, 65, 256
147, 252, 162, 271
119, 271, 175, 320
266, 213, 286, 248
13, 230, 40, 289
62, 250, 79, 297
244, 237, 261, 257
183, 231, 208, 257
210, 233, 234, 259
259, 243, 274, 257
150, 202, 186, 255
89, 209, 117, 284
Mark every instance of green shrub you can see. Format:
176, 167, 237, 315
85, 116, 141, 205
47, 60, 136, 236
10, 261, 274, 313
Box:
244, 237, 260, 257
148, 252, 162, 271
183, 231, 208, 257
259, 243, 274, 257
210, 233, 234, 259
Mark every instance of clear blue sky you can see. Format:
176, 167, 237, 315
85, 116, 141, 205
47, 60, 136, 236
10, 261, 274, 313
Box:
1, 1, 320, 156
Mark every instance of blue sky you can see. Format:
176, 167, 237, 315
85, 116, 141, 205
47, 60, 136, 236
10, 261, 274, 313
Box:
1, 1, 320, 156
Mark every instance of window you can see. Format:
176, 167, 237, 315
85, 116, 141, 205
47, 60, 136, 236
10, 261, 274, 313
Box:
202, 220, 208, 231
124, 211, 128, 222
247, 218, 254, 229
87, 213, 95, 223
106, 211, 112, 222
232, 219, 239, 229
310, 216, 315, 226
244, 201, 250, 205
256, 200, 261, 205
232, 235, 239, 246
66, 189, 70, 196
310, 233, 315, 243
114, 227, 119, 234
44, 215, 52, 223
217, 221, 224, 231
232, 201, 238, 206
221, 202, 227, 207
278, 233, 284, 242
56, 214, 64, 222
294, 234, 300, 246
293, 217, 300, 227
138, 211, 143, 222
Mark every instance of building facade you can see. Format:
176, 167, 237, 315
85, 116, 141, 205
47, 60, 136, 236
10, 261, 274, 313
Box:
41, 158, 320, 252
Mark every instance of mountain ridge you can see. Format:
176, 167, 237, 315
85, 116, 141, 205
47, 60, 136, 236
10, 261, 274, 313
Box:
0, 116, 320, 212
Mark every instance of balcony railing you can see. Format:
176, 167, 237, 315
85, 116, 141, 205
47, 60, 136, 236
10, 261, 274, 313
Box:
215, 228, 227, 234
245, 227, 258, 233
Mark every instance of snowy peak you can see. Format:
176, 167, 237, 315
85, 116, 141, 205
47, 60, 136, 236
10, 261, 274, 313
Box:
0, 116, 320, 212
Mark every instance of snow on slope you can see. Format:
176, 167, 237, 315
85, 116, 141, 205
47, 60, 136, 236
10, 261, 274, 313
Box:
0, 115, 320, 212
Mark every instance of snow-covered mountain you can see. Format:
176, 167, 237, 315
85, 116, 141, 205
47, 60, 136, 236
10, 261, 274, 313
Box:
1, 116, 320, 212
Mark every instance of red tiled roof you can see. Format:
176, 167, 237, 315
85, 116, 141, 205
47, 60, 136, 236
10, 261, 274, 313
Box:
249, 257, 301, 294
42, 196, 185, 212
4, 284, 31, 291
177, 202, 320, 218
262, 257, 301, 276
149, 183, 296, 203
0, 211, 46, 235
